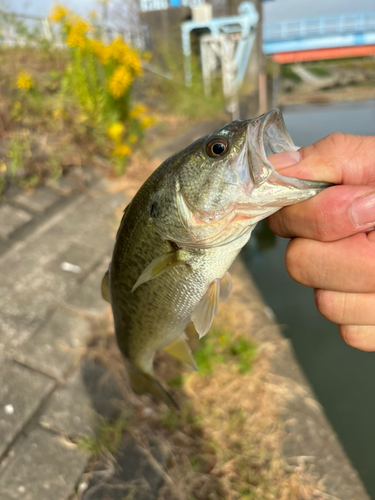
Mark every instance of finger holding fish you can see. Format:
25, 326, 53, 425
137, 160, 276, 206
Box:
268, 132, 375, 352
285, 227, 375, 292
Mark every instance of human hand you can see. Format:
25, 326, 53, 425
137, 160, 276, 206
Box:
268, 133, 375, 351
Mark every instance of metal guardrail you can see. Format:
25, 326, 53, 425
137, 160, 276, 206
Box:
264, 12, 375, 42
0, 9, 147, 50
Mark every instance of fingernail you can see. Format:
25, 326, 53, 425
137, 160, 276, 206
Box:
351, 192, 375, 226
268, 150, 301, 169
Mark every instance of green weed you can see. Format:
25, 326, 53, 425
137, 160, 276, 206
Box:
77, 411, 130, 456
306, 65, 330, 77
194, 327, 257, 376
160, 409, 180, 431
167, 374, 184, 388
281, 65, 302, 83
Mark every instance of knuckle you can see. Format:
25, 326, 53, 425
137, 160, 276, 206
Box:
323, 132, 350, 150
339, 325, 375, 352
284, 238, 309, 284
340, 325, 360, 348
313, 207, 332, 242
315, 290, 351, 323
267, 211, 288, 237
314, 289, 337, 321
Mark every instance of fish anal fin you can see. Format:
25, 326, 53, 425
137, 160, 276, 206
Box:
126, 360, 178, 409
101, 270, 111, 303
163, 334, 198, 371
220, 271, 232, 302
131, 250, 188, 292
192, 279, 220, 339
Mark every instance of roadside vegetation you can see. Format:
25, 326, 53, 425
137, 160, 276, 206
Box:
0, 4, 225, 196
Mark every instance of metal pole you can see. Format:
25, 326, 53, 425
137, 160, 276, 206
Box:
272, 59, 280, 108
255, 0, 267, 114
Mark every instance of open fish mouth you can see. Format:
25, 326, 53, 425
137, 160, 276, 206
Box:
258, 108, 298, 157
246, 108, 299, 187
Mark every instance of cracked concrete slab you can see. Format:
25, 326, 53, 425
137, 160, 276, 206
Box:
14, 307, 90, 379
0, 205, 33, 239
0, 427, 87, 500
0, 362, 55, 458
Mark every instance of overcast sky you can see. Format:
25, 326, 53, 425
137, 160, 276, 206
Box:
6, 0, 375, 21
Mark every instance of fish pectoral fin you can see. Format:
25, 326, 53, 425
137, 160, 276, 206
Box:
219, 271, 232, 302
101, 270, 111, 303
163, 334, 198, 371
192, 279, 220, 339
131, 250, 188, 292
126, 360, 178, 409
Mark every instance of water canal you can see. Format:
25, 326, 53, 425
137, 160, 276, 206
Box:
242, 99, 375, 497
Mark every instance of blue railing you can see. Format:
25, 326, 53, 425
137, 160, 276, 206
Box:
264, 12, 375, 42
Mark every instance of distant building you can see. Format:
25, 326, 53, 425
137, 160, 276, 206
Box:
140, 0, 204, 13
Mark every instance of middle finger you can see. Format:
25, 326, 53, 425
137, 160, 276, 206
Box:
285, 232, 375, 292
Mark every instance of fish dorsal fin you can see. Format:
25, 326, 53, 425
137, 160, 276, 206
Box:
163, 334, 198, 371
101, 269, 111, 303
131, 250, 188, 292
219, 271, 232, 302
192, 279, 220, 339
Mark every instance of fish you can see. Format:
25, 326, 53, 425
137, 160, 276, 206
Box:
102, 108, 331, 407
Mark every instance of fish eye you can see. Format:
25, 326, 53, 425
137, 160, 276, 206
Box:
206, 138, 228, 158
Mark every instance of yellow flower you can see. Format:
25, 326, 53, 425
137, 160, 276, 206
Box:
108, 122, 124, 142
89, 39, 111, 64
108, 66, 132, 99
66, 16, 92, 33
89, 10, 98, 19
66, 19, 91, 49
107, 37, 141, 75
140, 116, 155, 128
125, 49, 142, 75
129, 104, 146, 119
16, 70, 34, 90
66, 30, 86, 49
108, 36, 128, 62
128, 134, 138, 144
113, 143, 131, 157
49, 4, 69, 22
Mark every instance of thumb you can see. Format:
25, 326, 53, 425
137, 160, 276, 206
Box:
269, 132, 375, 186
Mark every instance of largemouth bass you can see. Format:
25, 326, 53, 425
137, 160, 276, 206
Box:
102, 109, 330, 407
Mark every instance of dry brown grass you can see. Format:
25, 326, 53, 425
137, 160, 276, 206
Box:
82, 296, 326, 500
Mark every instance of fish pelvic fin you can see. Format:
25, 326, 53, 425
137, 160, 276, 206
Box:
126, 360, 179, 409
131, 250, 188, 292
163, 334, 198, 371
101, 270, 111, 303
219, 271, 232, 302
192, 279, 220, 339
